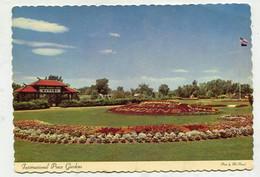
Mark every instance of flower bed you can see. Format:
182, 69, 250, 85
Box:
235, 104, 248, 108
221, 99, 249, 102
206, 104, 227, 107
108, 101, 218, 115
14, 114, 253, 145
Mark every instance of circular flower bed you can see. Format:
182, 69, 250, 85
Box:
14, 114, 253, 145
108, 101, 218, 115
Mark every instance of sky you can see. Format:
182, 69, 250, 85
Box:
12, 5, 252, 90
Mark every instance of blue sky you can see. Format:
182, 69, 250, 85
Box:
12, 5, 252, 90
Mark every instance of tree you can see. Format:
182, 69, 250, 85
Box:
117, 86, 124, 92
137, 83, 154, 98
158, 84, 170, 97
45, 75, 63, 82
90, 89, 99, 100
95, 78, 111, 95
190, 80, 199, 97
176, 86, 183, 97
113, 86, 127, 98
241, 84, 253, 94
12, 83, 22, 91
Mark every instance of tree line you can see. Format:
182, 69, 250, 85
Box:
13, 75, 253, 100
77, 78, 252, 100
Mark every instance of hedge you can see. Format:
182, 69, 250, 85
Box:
13, 100, 50, 110
59, 98, 150, 108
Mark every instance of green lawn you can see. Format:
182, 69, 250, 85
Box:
13, 101, 252, 127
14, 137, 253, 162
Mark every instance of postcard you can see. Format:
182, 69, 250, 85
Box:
12, 4, 253, 172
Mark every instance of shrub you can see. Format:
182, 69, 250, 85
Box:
13, 100, 50, 110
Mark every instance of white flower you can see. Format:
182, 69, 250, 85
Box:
122, 134, 131, 139
114, 134, 121, 139
106, 134, 114, 139
206, 130, 213, 135
138, 133, 147, 139
50, 134, 57, 140
154, 132, 162, 138
164, 132, 170, 137
97, 135, 103, 139
89, 135, 96, 139
40, 134, 46, 138
131, 133, 138, 139
36, 129, 42, 135
79, 135, 86, 140
14, 127, 21, 132
147, 133, 153, 137
169, 132, 176, 138
178, 132, 186, 137
212, 129, 219, 133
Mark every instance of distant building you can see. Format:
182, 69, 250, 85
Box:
14, 79, 79, 106
134, 93, 143, 98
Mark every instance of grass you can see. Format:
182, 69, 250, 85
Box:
13, 101, 252, 127
14, 137, 253, 162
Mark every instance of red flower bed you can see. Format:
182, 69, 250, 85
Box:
108, 101, 218, 115
206, 104, 227, 107
235, 104, 248, 108
96, 127, 123, 135
130, 114, 252, 134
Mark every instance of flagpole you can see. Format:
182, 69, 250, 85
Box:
239, 38, 241, 100
238, 37, 248, 100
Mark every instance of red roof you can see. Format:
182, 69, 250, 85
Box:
30, 80, 67, 86
64, 87, 79, 93
15, 85, 38, 93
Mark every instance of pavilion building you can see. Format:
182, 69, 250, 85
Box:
14, 79, 79, 106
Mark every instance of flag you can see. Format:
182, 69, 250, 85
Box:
240, 37, 249, 43
240, 37, 248, 47
241, 43, 247, 47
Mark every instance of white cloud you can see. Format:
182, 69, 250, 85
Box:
140, 76, 186, 83
13, 39, 74, 49
32, 48, 65, 56
99, 49, 116, 54
172, 69, 189, 73
12, 17, 69, 33
202, 69, 219, 73
110, 33, 121, 37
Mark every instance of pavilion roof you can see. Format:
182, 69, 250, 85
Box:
15, 85, 38, 93
30, 80, 67, 87
63, 87, 79, 93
